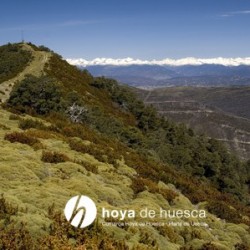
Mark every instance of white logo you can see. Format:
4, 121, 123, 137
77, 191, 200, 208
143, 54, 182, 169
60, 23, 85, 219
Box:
64, 195, 97, 228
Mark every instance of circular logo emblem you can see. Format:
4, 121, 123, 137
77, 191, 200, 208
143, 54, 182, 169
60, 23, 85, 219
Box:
64, 195, 97, 228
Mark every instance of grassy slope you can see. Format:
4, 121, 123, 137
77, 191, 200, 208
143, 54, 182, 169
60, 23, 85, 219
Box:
0, 108, 250, 249
0, 43, 249, 249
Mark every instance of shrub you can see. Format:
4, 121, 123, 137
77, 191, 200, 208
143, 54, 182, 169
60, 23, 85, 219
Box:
0, 198, 129, 249
39, 205, 129, 250
0, 223, 34, 250
155, 225, 179, 243
38, 45, 53, 52
235, 243, 249, 250
131, 177, 178, 202
41, 151, 70, 163
158, 188, 178, 203
69, 139, 117, 165
9, 114, 21, 120
0, 43, 32, 82
0, 194, 18, 220
75, 160, 98, 174
0, 123, 10, 130
8, 75, 64, 115
4, 131, 40, 147
201, 242, 220, 250
18, 118, 47, 130
25, 129, 61, 140
139, 230, 158, 248
131, 177, 154, 194
207, 201, 241, 223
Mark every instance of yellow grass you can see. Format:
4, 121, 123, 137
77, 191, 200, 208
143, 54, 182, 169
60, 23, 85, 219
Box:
0, 106, 249, 249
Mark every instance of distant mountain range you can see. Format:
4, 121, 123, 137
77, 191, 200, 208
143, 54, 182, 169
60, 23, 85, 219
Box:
67, 57, 250, 88
67, 57, 250, 67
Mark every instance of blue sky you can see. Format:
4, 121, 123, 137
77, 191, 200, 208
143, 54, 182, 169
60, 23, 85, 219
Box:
0, 0, 250, 59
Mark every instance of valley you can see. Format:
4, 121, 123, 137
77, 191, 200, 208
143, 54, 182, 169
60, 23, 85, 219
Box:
135, 86, 250, 160
81, 61, 250, 160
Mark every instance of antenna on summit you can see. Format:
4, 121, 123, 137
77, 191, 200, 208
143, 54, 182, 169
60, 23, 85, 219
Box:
21, 30, 24, 43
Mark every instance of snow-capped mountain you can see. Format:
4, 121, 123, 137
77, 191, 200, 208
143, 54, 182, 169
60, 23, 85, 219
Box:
67, 57, 250, 67
66, 57, 250, 88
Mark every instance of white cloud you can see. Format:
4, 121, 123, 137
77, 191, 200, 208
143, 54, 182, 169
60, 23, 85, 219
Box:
219, 10, 250, 17
66, 57, 250, 67
233, 10, 250, 14
220, 14, 232, 17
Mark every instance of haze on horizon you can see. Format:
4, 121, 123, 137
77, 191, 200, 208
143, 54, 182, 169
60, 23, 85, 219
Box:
0, 0, 250, 60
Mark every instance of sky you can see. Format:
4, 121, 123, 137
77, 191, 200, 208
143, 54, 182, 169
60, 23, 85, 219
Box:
0, 0, 250, 60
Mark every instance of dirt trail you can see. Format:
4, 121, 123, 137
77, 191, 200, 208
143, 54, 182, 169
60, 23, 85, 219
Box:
0, 43, 51, 103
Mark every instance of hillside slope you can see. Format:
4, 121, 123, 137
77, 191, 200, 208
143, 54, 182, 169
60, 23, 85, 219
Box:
0, 43, 250, 249
1, 105, 250, 249
135, 87, 250, 160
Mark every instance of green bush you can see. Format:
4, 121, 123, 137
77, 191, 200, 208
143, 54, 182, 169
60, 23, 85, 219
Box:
18, 118, 47, 130
38, 45, 53, 52
207, 200, 241, 223
8, 75, 64, 115
0, 43, 32, 83
9, 114, 21, 120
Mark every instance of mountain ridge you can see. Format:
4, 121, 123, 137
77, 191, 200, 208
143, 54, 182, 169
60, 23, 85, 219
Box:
68, 62, 250, 88
67, 57, 250, 67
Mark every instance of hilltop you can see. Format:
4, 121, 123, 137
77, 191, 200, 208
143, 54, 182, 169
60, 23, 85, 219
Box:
0, 43, 51, 103
0, 43, 250, 249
